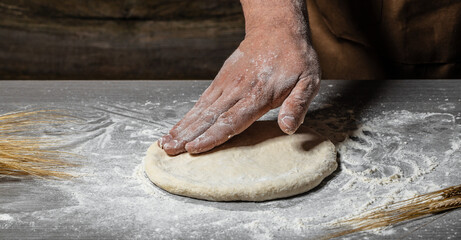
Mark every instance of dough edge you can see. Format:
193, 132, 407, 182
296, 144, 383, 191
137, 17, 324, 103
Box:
144, 139, 337, 202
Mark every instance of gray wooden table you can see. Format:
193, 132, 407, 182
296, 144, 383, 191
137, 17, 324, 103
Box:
0, 80, 460, 239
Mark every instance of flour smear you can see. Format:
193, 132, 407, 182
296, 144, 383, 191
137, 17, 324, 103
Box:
136, 109, 460, 239
1, 101, 459, 239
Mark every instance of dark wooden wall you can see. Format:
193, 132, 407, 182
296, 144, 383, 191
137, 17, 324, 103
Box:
0, 0, 245, 79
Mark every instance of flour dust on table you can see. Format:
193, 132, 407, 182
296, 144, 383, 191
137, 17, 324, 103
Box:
1, 94, 459, 239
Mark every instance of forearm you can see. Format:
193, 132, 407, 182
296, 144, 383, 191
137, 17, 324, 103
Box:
240, 0, 310, 38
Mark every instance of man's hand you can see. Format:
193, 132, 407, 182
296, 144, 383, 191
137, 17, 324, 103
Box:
159, 0, 321, 155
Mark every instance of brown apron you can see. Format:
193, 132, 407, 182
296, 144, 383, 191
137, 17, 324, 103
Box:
307, 0, 461, 79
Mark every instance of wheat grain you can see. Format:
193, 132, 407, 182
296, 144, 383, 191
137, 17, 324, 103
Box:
0, 110, 78, 178
327, 184, 461, 239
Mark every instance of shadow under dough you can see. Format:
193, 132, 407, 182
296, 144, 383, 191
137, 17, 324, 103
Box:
166, 81, 388, 210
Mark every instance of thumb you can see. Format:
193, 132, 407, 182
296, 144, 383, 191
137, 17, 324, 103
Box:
278, 76, 320, 134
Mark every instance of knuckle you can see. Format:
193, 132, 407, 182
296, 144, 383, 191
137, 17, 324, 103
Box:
310, 75, 321, 89
203, 114, 218, 124
293, 97, 308, 111
217, 113, 238, 135
217, 112, 232, 123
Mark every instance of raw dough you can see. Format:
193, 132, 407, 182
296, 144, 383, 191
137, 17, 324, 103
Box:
144, 121, 337, 201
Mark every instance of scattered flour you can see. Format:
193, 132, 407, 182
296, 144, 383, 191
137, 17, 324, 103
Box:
1, 101, 459, 239
0, 214, 13, 221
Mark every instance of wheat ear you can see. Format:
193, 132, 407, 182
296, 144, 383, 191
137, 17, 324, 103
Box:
0, 110, 78, 178
327, 184, 461, 238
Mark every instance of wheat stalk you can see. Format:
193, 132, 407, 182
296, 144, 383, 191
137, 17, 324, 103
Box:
0, 110, 78, 178
327, 184, 461, 238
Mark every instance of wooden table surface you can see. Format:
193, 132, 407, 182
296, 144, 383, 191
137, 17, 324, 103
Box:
0, 80, 460, 239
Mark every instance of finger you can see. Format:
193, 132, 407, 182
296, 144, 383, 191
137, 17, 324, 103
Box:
185, 97, 269, 154
160, 53, 236, 149
162, 94, 241, 155
159, 84, 222, 148
278, 75, 320, 134
158, 133, 172, 148
160, 64, 233, 147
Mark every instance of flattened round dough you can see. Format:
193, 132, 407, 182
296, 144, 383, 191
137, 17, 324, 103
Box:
144, 121, 337, 201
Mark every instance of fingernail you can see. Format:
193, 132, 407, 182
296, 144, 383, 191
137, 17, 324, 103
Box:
185, 135, 205, 153
159, 134, 172, 147
163, 139, 178, 150
158, 136, 165, 146
185, 141, 196, 152
282, 116, 296, 134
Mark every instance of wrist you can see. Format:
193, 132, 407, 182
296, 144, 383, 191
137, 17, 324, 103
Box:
240, 0, 309, 37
